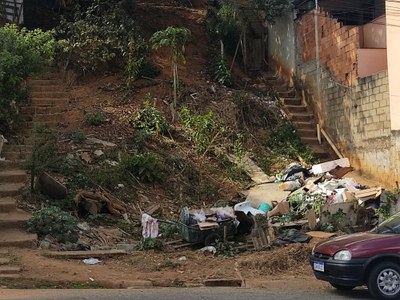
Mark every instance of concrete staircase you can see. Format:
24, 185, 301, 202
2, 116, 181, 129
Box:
264, 73, 336, 160
0, 160, 37, 250
0, 249, 22, 279
0, 69, 69, 260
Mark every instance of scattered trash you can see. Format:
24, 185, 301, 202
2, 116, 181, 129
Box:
234, 201, 265, 216
74, 190, 129, 216
273, 229, 311, 246
311, 158, 350, 174
83, 258, 102, 265
93, 149, 104, 157
105, 159, 119, 166
79, 152, 92, 164
178, 256, 187, 261
141, 213, 159, 239
198, 246, 217, 256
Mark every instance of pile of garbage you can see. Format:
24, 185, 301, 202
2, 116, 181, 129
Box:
242, 158, 397, 234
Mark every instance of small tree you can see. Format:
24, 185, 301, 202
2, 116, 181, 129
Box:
0, 24, 55, 133
150, 26, 191, 117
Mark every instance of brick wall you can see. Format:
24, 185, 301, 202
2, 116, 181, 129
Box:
296, 9, 359, 83
295, 9, 398, 187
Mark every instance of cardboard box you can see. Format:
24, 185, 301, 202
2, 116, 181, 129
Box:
312, 158, 350, 174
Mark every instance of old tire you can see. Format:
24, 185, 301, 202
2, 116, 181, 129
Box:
368, 262, 400, 299
204, 233, 220, 246
180, 207, 190, 225
330, 283, 355, 291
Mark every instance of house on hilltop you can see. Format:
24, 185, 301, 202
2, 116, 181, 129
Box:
268, 0, 400, 187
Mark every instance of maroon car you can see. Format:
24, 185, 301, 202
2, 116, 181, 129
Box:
311, 212, 400, 299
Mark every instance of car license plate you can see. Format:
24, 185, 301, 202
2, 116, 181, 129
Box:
313, 261, 324, 272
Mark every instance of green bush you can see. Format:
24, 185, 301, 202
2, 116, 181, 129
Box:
137, 238, 164, 251
179, 107, 225, 154
0, 24, 55, 133
129, 95, 169, 135
214, 55, 233, 86
85, 111, 107, 126
57, 0, 147, 74
121, 152, 164, 183
66, 129, 86, 143
27, 206, 79, 243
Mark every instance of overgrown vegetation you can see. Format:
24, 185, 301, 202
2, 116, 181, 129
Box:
265, 122, 316, 165
120, 152, 164, 184
84, 111, 108, 126
26, 125, 59, 191
0, 24, 55, 133
27, 206, 79, 243
57, 0, 148, 81
129, 94, 169, 136
137, 238, 164, 251
179, 107, 225, 154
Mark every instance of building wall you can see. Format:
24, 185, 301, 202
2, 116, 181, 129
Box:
295, 9, 399, 187
267, 12, 296, 79
296, 9, 360, 83
386, 0, 400, 130
362, 15, 386, 48
357, 48, 387, 77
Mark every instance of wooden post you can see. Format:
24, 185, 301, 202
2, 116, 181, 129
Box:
223, 225, 227, 242
317, 123, 322, 144
321, 128, 344, 158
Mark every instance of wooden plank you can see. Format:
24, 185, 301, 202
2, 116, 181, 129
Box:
43, 249, 127, 259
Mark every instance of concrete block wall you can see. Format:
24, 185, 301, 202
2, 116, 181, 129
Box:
295, 10, 398, 187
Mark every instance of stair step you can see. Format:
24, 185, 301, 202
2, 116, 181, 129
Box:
309, 145, 332, 159
300, 137, 320, 145
30, 91, 69, 99
0, 273, 21, 279
0, 229, 37, 248
293, 121, 315, 130
0, 209, 32, 229
283, 97, 302, 106
30, 98, 69, 106
285, 105, 308, 114
29, 85, 65, 92
0, 170, 27, 183
264, 79, 285, 86
1, 151, 31, 161
273, 84, 291, 92
2, 144, 32, 152
27, 79, 62, 86
290, 113, 314, 122
0, 183, 25, 197
21, 106, 67, 115
297, 128, 316, 138
0, 198, 17, 213
277, 90, 296, 97
0, 266, 21, 274
0, 258, 11, 265
32, 113, 65, 123
0, 160, 23, 170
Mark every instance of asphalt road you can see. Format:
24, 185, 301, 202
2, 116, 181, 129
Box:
0, 287, 374, 300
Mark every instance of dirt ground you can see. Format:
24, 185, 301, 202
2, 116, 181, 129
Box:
4, 239, 330, 290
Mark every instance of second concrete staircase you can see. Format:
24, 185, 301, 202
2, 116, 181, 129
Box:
264, 73, 336, 160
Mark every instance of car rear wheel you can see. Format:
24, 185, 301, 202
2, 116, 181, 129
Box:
368, 262, 400, 299
330, 283, 355, 291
